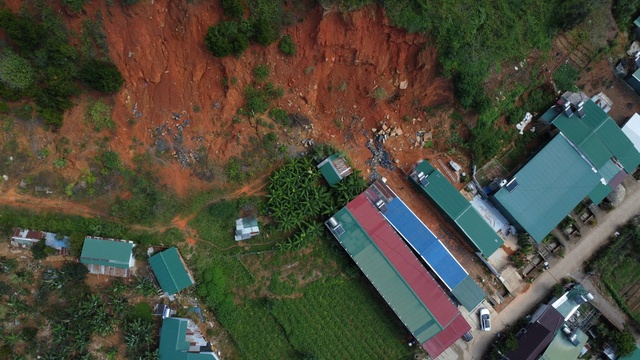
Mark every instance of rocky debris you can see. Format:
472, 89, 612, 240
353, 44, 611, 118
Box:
411, 130, 432, 149
371, 121, 403, 143
19, 179, 26, 189
365, 134, 396, 181
301, 139, 315, 147
399, 80, 408, 90
150, 112, 201, 168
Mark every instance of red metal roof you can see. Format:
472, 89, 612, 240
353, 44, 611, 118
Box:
346, 191, 460, 328
422, 313, 471, 358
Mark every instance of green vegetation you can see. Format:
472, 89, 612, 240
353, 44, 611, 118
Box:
79, 59, 125, 93
253, 64, 270, 83
279, 34, 296, 56
0, 255, 158, 359
592, 221, 640, 326
269, 108, 291, 126
110, 167, 178, 224
244, 83, 284, 114
613, 0, 640, 29
221, 0, 244, 19
85, 100, 115, 132
205, 0, 287, 57
0, 7, 124, 128
0, 51, 35, 90
554, 63, 580, 92
62, 0, 89, 12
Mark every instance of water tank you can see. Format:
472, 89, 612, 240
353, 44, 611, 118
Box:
586, 293, 594, 301
328, 217, 338, 228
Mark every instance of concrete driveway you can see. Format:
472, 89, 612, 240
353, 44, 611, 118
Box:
438, 179, 640, 360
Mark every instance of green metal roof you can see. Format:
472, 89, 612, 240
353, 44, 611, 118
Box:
332, 207, 442, 343
159, 318, 216, 360
539, 329, 588, 360
491, 136, 603, 242
412, 160, 503, 256
80, 238, 134, 269
588, 183, 612, 205
318, 154, 343, 186
635, 16, 640, 28
451, 276, 485, 311
149, 247, 194, 296
621, 346, 640, 360
552, 100, 640, 172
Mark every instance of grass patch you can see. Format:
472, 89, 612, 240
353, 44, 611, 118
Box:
554, 63, 580, 92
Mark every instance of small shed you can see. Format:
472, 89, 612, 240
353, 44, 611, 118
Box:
234, 216, 259, 241
149, 247, 195, 296
11, 228, 70, 255
317, 154, 352, 186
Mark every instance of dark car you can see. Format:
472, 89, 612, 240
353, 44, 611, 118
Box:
462, 331, 473, 342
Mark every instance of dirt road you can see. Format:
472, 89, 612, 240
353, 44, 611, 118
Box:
451, 178, 640, 360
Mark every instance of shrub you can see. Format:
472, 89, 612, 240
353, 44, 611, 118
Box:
31, 239, 49, 260
0, 52, 35, 90
205, 21, 250, 57
253, 64, 270, 82
122, 0, 139, 4
62, 0, 89, 13
79, 59, 124, 93
85, 100, 115, 132
221, 0, 244, 19
279, 34, 296, 56
269, 108, 290, 126
244, 83, 284, 114
0, 102, 9, 114
553, 63, 580, 92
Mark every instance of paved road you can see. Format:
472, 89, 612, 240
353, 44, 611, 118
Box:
444, 179, 640, 360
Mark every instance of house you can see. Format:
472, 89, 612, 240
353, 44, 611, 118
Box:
149, 247, 195, 297
504, 305, 565, 360
623, 113, 640, 154
410, 160, 504, 257
326, 180, 471, 358
539, 327, 589, 360
491, 93, 640, 242
11, 227, 70, 255
234, 216, 259, 241
159, 317, 219, 360
80, 237, 135, 277
317, 154, 352, 186
551, 284, 594, 321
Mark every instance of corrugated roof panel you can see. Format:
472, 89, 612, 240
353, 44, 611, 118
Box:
318, 154, 342, 186
413, 161, 504, 255
149, 247, 194, 296
539, 329, 588, 360
554, 100, 640, 172
599, 159, 622, 183
331, 206, 443, 343
382, 196, 467, 289
80, 238, 134, 269
588, 182, 612, 205
491, 136, 602, 242
422, 312, 471, 358
347, 195, 460, 327
451, 276, 486, 312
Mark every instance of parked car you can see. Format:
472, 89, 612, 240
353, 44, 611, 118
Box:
479, 308, 491, 331
462, 331, 473, 342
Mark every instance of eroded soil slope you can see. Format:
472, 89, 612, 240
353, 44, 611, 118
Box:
3, 1, 454, 194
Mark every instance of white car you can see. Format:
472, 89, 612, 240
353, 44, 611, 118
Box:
479, 308, 491, 331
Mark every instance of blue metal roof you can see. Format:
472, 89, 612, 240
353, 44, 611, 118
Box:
383, 197, 467, 289
382, 196, 485, 311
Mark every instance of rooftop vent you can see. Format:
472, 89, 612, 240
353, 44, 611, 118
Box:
416, 171, 430, 186
505, 177, 519, 192
327, 217, 345, 237
563, 102, 574, 117
375, 199, 389, 214
576, 101, 586, 118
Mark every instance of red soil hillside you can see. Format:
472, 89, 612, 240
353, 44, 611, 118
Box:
5, 1, 455, 195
